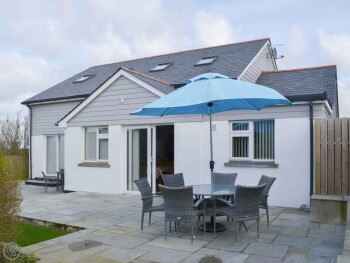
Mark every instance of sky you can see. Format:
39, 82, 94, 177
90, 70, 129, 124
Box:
0, 0, 349, 118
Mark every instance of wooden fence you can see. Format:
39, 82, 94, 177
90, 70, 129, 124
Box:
7, 151, 29, 180
314, 118, 350, 195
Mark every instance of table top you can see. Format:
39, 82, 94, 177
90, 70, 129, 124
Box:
192, 184, 236, 196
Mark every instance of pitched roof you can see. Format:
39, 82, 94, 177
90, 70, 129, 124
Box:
22, 38, 269, 104
256, 65, 337, 108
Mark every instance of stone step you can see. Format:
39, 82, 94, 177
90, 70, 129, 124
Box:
25, 179, 59, 187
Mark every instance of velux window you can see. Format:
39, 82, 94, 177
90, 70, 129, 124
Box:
150, 63, 172, 72
85, 127, 108, 161
194, 56, 218, 66
230, 120, 275, 161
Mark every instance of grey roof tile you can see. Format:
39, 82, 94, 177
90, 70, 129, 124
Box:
22, 39, 269, 104
256, 65, 337, 108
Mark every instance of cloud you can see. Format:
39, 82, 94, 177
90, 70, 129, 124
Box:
0, 51, 60, 118
279, 25, 308, 69
318, 30, 350, 117
338, 76, 350, 117
319, 30, 350, 70
194, 11, 238, 46
83, 24, 132, 64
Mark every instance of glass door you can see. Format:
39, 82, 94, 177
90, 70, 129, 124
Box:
127, 127, 155, 191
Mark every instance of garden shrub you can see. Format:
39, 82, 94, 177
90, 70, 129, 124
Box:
0, 149, 22, 262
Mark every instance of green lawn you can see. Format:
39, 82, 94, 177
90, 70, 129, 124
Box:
16, 223, 68, 247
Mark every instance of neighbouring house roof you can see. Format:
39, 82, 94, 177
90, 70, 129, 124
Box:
22, 38, 269, 104
256, 65, 338, 109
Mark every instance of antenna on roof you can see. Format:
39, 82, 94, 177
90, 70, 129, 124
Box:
268, 46, 284, 60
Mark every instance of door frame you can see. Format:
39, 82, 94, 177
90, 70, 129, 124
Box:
125, 126, 156, 193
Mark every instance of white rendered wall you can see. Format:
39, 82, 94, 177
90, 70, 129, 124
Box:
175, 118, 310, 208
64, 125, 124, 194
31, 135, 45, 178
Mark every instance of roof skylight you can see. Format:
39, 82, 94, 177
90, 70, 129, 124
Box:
194, 56, 218, 66
73, 75, 93, 83
150, 63, 172, 72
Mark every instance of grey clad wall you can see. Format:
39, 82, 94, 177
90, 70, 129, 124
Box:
68, 76, 201, 126
31, 100, 81, 135
240, 44, 275, 83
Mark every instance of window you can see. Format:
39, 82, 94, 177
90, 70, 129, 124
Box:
73, 75, 93, 83
150, 63, 172, 72
46, 135, 64, 174
230, 120, 275, 161
85, 127, 108, 161
194, 56, 218, 66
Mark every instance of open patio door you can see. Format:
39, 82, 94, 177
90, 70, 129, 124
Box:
126, 127, 156, 192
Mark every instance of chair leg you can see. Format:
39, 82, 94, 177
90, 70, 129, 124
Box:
257, 219, 260, 241
164, 219, 167, 241
149, 211, 152, 225
233, 221, 237, 245
266, 204, 270, 226
141, 212, 144, 231
44, 180, 47, 193
242, 222, 249, 233
191, 225, 194, 244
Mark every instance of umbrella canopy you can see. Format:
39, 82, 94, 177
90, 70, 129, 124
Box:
131, 73, 291, 181
131, 73, 291, 116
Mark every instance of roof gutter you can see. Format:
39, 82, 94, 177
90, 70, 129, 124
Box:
309, 102, 314, 205
26, 104, 33, 179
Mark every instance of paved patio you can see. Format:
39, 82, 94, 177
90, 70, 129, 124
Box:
20, 184, 344, 263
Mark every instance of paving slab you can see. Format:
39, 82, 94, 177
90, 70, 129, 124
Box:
273, 235, 313, 248
19, 184, 346, 263
139, 247, 192, 263
245, 254, 282, 263
244, 242, 289, 258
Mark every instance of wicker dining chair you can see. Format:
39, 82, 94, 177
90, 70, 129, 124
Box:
159, 185, 206, 243
258, 175, 276, 225
212, 172, 237, 201
41, 171, 60, 193
198, 172, 238, 234
134, 178, 165, 231
222, 184, 266, 245
161, 173, 185, 187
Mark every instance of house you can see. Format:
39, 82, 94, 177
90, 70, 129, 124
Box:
22, 38, 338, 207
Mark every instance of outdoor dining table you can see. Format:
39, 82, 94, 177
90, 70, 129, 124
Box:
192, 184, 236, 233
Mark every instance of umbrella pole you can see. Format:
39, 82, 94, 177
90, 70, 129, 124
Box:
208, 103, 214, 183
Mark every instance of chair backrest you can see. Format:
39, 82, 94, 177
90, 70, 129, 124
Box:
41, 171, 47, 179
134, 178, 153, 210
258, 175, 276, 196
213, 172, 237, 185
159, 185, 194, 220
234, 184, 265, 221
161, 173, 185, 187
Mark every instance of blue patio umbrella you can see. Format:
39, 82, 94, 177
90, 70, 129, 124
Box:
131, 73, 291, 181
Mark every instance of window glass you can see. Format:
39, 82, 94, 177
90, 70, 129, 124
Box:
254, 120, 274, 159
99, 139, 108, 160
46, 136, 57, 174
99, 127, 108, 134
232, 137, 249, 158
232, 122, 249, 131
59, 135, 64, 169
85, 128, 97, 160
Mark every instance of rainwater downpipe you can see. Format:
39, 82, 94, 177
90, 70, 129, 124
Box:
309, 102, 314, 203
27, 105, 33, 179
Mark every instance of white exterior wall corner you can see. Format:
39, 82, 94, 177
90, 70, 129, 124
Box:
175, 118, 310, 208
64, 125, 123, 194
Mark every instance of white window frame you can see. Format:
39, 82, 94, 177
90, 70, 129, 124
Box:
229, 120, 275, 161
84, 126, 109, 162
